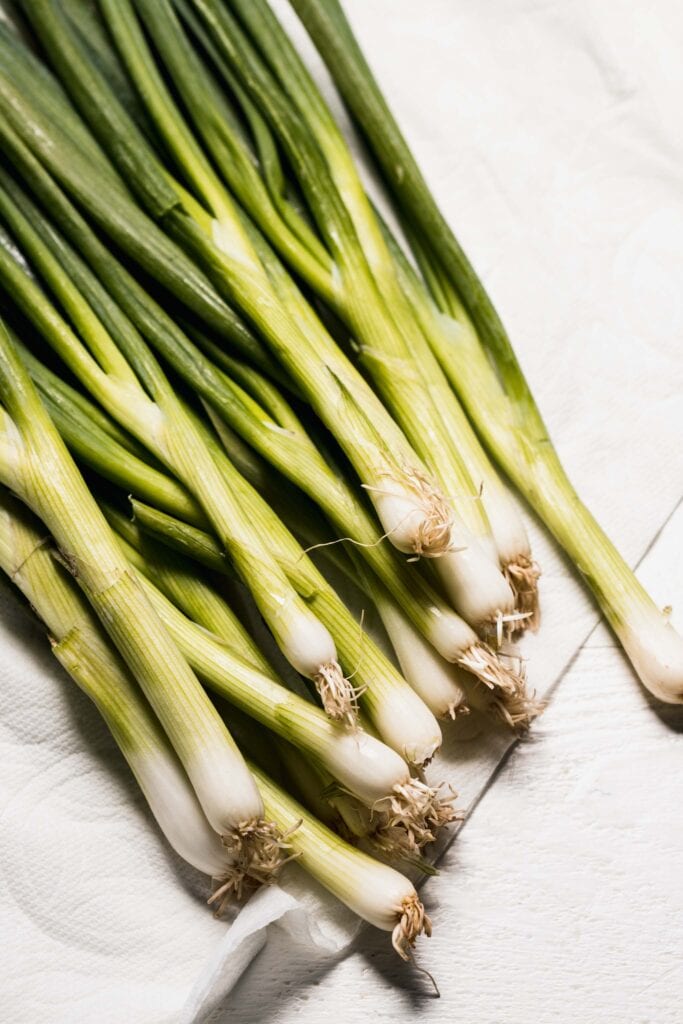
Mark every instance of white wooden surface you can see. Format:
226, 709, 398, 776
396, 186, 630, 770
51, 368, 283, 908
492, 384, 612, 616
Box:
212, 503, 683, 1024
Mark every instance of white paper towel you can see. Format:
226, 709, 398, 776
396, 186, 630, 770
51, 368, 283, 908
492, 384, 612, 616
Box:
1, 1, 682, 1021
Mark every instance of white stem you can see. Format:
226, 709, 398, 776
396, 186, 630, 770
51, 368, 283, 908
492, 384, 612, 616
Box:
298, 724, 412, 808
619, 603, 683, 704
181, 736, 262, 832
483, 482, 533, 568
362, 679, 443, 766
435, 540, 515, 632
276, 600, 338, 679
423, 601, 483, 660
124, 746, 229, 878
377, 591, 468, 719
131, 566, 420, 806
251, 759, 431, 957
372, 483, 450, 557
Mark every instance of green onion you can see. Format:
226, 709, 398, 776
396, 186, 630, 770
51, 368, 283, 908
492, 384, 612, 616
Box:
17, 1, 455, 563
14, 341, 205, 529
0, 182, 355, 722
102, 514, 456, 850
0, 14, 536, 725
274, 735, 435, 869
180, 0, 519, 633
0, 22, 279, 380
363, 569, 468, 722
0, 20, 533, 712
231, 694, 438, 939
0, 317, 284, 876
23, 322, 528, 721
376, 209, 541, 630
102, 501, 271, 673
292, 0, 683, 705
248, 758, 432, 960
126, 495, 451, 766
351, 552, 539, 728
0, 486, 233, 884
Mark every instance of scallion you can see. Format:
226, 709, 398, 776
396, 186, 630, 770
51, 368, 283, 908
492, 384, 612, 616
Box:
0, 487, 235, 885
0, 317, 284, 877
292, 0, 683, 704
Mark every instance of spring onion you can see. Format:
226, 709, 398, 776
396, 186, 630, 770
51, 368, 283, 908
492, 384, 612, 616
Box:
16, 2, 455, 563
0, 21, 279, 381
9, 153, 528, 712
20, 306, 533, 725
0, 317, 284, 877
0, 486, 234, 884
103, 515, 456, 850
0, 15, 535, 714
292, 0, 683, 705
250, 758, 432, 959
170, 0, 522, 634
132, 474, 445, 767
376, 209, 541, 629
0, 184, 354, 722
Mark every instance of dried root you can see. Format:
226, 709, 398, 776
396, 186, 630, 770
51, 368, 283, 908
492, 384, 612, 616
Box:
368, 821, 425, 861
489, 689, 546, 731
207, 865, 254, 916
444, 699, 471, 720
375, 778, 459, 853
209, 817, 298, 913
458, 640, 543, 731
392, 893, 432, 960
374, 464, 454, 557
313, 661, 360, 727
408, 470, 454, 558
505, 555, 541, 634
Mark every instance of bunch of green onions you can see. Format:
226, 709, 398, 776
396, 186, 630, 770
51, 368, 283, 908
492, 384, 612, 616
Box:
287, 0, 683, 706
0, 0, 679, 970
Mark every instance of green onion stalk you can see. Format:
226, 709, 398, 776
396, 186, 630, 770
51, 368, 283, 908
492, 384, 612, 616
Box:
169, 0, 523, 635
0, 488, 437, 928
127, 493, 451, 775
0, 486, 240, 895
231, 711, 436, 951
0, 21, 280, 382
274, 735, 437, 871
289, 0, 683, 705
352, 554, 536, 729
0, 145, 530, 717
201, 388, 537, 723
0, 318, 286, 879
139, 412, 446, 766
20, 322, 535, 729
204, 389, 534, 721
250, 759, 433, 959
101, 502, 274, 676
33, 348, 346, 592
283, 0, 541, 626
11, 321, 341, 578
375, 207, 541, 631
13, 339, 205, 530
103, 512, 457, 851
0, 226, 444, 755
0, 188, 356, 723
16, 3, 455, 564
8, 308, 458, 755
0, 155, 458, 751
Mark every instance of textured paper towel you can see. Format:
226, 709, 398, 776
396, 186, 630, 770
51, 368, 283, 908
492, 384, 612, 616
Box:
1, 1, 682, 1021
